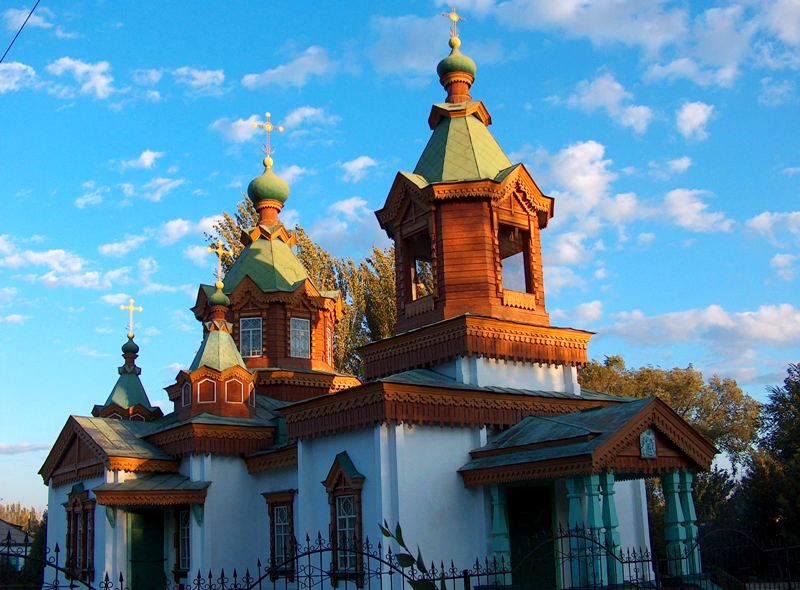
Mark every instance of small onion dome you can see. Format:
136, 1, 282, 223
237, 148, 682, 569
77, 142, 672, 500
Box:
437, 36, 476, 79
122, 335, 139, 355
208, 282, 230, 307
247, 156, 289, 205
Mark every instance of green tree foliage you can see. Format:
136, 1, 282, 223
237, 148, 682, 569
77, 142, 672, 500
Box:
209, 196, 396, 376
733, 364, 800, 543
579, 355, 761, 469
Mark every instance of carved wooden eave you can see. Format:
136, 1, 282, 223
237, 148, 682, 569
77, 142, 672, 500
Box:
246, 445, 298, 474
254, 369, 360, 391
144, 423, 275, 458
280, 380, 619, 441
241, 223, 297, 248
376, 165, 554, 237
91, 402, 163, 422
361, 315, 593, 380
427, 100, 492, 130
94, 488, 207, 507
458, 398, 719, 488
39, 417, 178, 486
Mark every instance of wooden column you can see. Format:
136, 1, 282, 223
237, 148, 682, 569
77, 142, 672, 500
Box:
599, 471, 624, 585
584, 474, 607, 587
565, 477, 586, 588
489, 485, 512, 585
662, 469, 689, 577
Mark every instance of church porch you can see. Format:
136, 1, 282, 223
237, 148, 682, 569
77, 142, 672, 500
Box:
459, 397, 717, 589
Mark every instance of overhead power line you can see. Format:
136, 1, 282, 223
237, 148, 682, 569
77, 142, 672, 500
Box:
0, 0, 42, 65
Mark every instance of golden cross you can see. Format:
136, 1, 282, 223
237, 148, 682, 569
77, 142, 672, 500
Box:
252, 112, 285, 164
207, 239, 231, 289
442, 7, 465, 38
120, 297, 143, 338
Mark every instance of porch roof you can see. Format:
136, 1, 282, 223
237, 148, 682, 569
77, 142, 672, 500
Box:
459, 397, 718, 486
93, 473, 210, 506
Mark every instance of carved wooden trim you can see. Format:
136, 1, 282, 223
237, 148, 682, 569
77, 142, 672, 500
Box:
94, 488, 207, 506
246, 446, 298, 474
106, 457, 180, 473
145, 423, 274, 458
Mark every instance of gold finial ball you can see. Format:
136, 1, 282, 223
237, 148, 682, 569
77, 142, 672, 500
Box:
127, 331, 134, 339
215, 280, 224, 289
263, 156, 274, 169
449, 36, 461, 49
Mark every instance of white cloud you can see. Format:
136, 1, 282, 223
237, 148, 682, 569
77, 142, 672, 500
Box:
0, 313, 25, 324
283, 106, 339, 129
608, 303, 800, 349
120, 183, 136, 197
196, 215, 222, 236
676, 101, 714, 141
25, 267, 130, 290
548, 140, 617, 219
770, 253, 797, 281
99, 292, 130, 305
566, 73, 652, 134
668, 156, 692, 174
242, 46, 332, 89
759, 77, 795, 107
341, 156, 378, 183
121, 149, 164, 170
574, 300, 603, 323
543, 265, 584, 296
764, 0, 800, 46
142, 177, 185, 202
663, 189, 733, 232
277, 165, 309, 184
46, 57, 115, 99
636, 232, 656, 245
159, 219, 193, 245
184, 245, 209, 267
0, 246, 85, 274
310, 197, 387, 255
98, 235, 147, 257
0, 442, 50, 454
544, 231, 596, 265
745, 211, 800, 244
0, 286, 17, 306
173, 66, 225, 92
138, 257, 186, 294
74, 181, 109, 208
3, 7, 53, 31
209, 114, 260, 143
0, 62, 36, 93
133, 68, 162, 85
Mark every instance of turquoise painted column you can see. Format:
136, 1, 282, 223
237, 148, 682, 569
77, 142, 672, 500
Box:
679, 470, 702, 575
489, 485, 512, 584
584, 474, 608, 587
662, 470, 689, 576
599, 471, 624, 585
565, 477, 586, 588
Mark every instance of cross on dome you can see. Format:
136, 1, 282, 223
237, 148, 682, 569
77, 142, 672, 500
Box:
119, 297, 143, 338
442, 7, 465, 39
252, 112, 285, 169
207, 239, 232, 289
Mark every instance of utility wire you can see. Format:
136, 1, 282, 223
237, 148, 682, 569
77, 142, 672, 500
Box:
0, 0, 41, 65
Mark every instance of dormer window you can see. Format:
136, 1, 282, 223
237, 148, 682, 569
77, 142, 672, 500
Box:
240, 317, 263, 358
290, 318, 310, 358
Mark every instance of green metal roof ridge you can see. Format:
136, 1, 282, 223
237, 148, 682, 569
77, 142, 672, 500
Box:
104, 372, 153, 411
222, 237, 309, 295
71, 416, 173, 460
189, 329, 248, 372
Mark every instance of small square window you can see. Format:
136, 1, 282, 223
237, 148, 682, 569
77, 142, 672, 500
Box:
290, 318, 310, 359
240, 317, 263, 358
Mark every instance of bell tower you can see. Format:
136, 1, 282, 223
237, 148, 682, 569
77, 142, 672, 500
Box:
363, 13, 592, 388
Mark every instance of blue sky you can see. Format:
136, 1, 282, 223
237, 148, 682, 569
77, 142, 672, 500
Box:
0, 1, 798, 508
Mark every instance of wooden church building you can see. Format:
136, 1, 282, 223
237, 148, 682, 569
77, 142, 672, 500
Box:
40, 16, 716, 590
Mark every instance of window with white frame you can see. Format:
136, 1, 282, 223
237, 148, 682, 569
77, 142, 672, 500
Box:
335, 495, 357, 571
264, 491, 295, 580
290, 318, 310, 358
273, 505, 290, 565
178, 509, 190, 572
240, 317, 262, 357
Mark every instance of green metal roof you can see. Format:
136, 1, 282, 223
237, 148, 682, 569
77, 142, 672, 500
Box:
381, 368, 628, 402
142, 394, 282, 436
104, 369, 153, 411
413, 109, 512, 183
222, 237, 309, 294
334, 451, 365, 481
93, 473, 209, 493
459, 398, 653, 472
71, 416, 172, 460
189, 326, 248, 372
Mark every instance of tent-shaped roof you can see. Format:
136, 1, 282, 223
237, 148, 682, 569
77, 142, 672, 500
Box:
222, 236, 309, 294
188, 323, 248, 372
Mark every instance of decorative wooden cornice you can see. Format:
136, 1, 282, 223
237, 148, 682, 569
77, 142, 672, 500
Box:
361, 315, 593, 380
281, 381, 617, 441
106, 457, 180, 473
51, 461, 104, 488
247, 446, 298, 474
145, 423, 275, 458
262, 489, 296, 504
94, 488, 207, 506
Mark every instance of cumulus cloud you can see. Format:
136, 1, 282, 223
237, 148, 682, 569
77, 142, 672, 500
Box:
758, 77, 795, 107
142, 177, 185, 202
0, 442, 50, 455
98, 235, 147, 257
0, 62, 36, 93
184, 245, 209, 267
46, 57, 115, 99
543, 265, 584, 296
341, 156, 378, 183
547, 140, 617, 219
277, 165, 309, 184
99, 292, 131, 305
242, 46, 332, 89
173, 66, 225, 93
663, 189, 733, 232
74, 180, 109, 208
209, 114, 260, 143
676, 101, 714, 140
157, 216, 220, 245
770, 253, 797, 281
764, 0, 800, 46
566, 73, 653, 134
283, 106, 339, 129
121, 149, 164, 170
133, 68, 162, 85
668, 156, 692, 174
3, 7, 53, 31
745, 211, 800, 244
310, 196, 388, 255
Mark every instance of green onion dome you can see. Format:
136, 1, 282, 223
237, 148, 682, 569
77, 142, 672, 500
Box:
247, 156, 289, 205
122, 335, 139, 355
208, 283, 231, 307
437, 37, 476, 78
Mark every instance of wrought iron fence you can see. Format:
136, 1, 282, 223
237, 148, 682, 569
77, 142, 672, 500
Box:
3, 527, 800, 590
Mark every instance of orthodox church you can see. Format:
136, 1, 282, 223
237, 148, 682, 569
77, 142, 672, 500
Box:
40, 14, 716, 590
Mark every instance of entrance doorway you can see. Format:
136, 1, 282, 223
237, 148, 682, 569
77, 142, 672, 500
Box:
129, 509, 165, 590
506, 484, 556, 589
